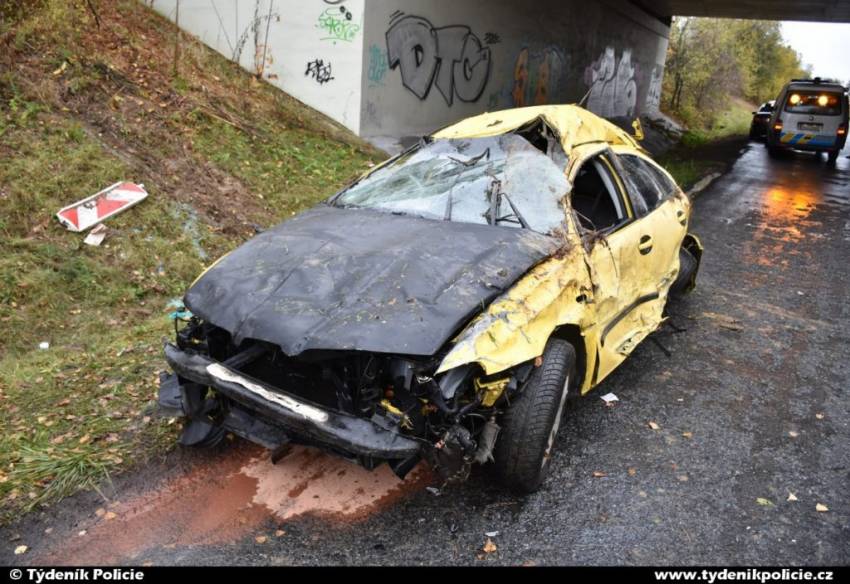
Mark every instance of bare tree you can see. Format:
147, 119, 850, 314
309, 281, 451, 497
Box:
172, 0, 180, 78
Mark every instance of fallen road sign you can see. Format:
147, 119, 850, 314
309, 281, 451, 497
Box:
56, 182, 148, 232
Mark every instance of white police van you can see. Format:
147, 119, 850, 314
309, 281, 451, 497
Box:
767, 78, 848, 164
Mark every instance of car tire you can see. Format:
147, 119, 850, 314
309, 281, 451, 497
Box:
670, 246, 698, 297
827, 150, 839, 165
494, 338, 576, 494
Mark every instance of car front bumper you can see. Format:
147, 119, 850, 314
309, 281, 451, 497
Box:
159, 343, 423, 460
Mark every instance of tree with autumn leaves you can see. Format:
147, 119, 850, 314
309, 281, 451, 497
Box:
664, 18, 811, 128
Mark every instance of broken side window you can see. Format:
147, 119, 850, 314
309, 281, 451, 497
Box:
642, 159, 679, 200
613, 154, 657, 215
570, 155, 627, 232
332, 134, 569, 235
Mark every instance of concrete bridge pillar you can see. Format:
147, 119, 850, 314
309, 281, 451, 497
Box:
147, 0, 669, 144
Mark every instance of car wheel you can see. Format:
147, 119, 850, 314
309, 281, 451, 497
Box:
827, 150, 839, 165
494, 338, 576, 493
670, 246, 698, 297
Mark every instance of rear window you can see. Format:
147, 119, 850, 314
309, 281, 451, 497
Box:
783, 90, 843, 116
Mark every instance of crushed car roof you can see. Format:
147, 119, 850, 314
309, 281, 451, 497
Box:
432, 104, 642, 156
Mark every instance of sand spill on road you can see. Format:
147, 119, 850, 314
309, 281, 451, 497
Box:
244, 447, 430, 522
41, 444, 430, 564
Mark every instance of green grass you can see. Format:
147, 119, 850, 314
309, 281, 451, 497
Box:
0, 0, 377, 521
0, 100, 205, 516
673, 98, 754, 148
191, 115, 373, 220
656, 98, 753, 188
657, 159, 720, 189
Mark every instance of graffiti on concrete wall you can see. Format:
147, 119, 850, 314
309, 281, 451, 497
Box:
646, 64, 663, 111
317, 4, 361, 44
306, 58, 335, 84
367, 44, 389, 87
584, 46, 637, 118
512, 46, 566, 107
365, 100, 381, 129
484, 32, 501, 45
232, 1, 280, 77
385, 13, 491, 106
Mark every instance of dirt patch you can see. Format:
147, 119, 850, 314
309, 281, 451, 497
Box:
244, 447, 433, 523
38, 444, 267, 565
36, 444, 432, 565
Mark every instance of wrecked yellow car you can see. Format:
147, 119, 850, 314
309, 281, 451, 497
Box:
159, 105, 702, 493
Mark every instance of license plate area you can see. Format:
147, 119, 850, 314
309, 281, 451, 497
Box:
797, 122, 822, 132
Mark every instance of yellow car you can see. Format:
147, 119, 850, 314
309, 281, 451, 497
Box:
159, 105, 702, 493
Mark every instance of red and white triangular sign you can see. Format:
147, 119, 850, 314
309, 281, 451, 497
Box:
57, 182, 148, 232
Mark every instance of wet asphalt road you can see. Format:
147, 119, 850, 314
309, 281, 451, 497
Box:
7, 142, 850, 566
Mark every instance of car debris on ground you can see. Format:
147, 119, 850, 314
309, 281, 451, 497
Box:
83, 223, 109, 246
601, 392, 619, 405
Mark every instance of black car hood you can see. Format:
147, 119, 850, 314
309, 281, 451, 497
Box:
184, 206, 559, 356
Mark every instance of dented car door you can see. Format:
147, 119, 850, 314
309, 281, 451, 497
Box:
566, 148, 656, 385
615, 151, 688, 296
591, 154, 663, 382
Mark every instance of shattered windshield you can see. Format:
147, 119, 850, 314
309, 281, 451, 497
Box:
332, 135, 569, 235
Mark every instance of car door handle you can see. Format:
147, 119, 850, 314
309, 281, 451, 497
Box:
638, 235, 653, 255
676, 209, 687, 226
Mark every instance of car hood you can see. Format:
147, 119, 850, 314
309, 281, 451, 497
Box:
184, 206, 560, 356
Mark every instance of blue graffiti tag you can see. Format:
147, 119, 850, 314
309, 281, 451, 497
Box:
367, 44, 388, 86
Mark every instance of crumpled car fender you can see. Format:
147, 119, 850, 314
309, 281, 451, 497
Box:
436, 242, 594, 377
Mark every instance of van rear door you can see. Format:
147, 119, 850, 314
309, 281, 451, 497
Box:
779, 88, 844, 149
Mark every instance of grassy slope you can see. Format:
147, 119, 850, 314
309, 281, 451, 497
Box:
658, 97, 754, 188
0, 1, 378, 519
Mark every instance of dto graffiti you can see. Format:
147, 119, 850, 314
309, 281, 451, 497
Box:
584, 46, 637, 118
316, 5, 361, 43
367, 44, 389, 87
385, 15, 491, 106
232, 3, 280, 76
512, 46, 566, 107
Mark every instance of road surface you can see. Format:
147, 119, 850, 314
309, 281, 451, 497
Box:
5, 142, 849, 566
